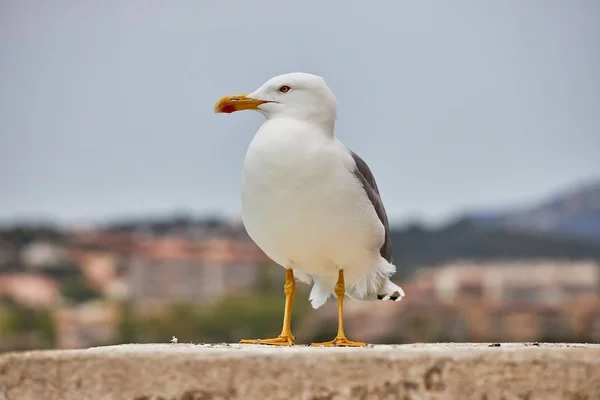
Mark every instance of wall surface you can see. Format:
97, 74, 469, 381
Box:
1, 343, 599, 400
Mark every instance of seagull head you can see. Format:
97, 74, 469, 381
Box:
214, 72, 337, 127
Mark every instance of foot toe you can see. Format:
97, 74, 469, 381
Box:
310, 337, 366, 347
239, 336, 294, 346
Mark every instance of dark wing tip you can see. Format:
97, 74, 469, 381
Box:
377, 292, 403, 301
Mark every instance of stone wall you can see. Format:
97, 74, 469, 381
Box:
1, 343, 599, 399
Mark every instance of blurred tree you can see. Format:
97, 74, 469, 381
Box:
33, 309, 56, 347
40, 263, 81, 280
0, 304, 22, 335
255, 264, 285, 295
125, 291, 314, 344
116, 301, 139, 344
0, 302, 56, 350
61, 278, 103, 304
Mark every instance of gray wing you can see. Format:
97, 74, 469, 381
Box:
350, 150, 393, 263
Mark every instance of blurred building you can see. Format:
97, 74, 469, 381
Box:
304, 260, 600, 344
71, 249, 122, 295
0, 274, 60, 308
127, 237, 271, 306
21, 240, 68, 269
64, 225, 273, 306
430, 260, 599, 307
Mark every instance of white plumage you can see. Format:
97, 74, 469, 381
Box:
229, 72, 405, 309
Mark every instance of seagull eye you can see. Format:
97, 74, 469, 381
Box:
278, 85, 291, 93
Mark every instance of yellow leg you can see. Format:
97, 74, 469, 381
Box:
240, 268, 296, 346
310, 270, 366, 347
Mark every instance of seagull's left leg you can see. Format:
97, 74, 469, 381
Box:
310, 269, 366, 347
239, 268, 296, 346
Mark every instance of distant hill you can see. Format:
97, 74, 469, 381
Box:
389, 218, 600, 278
464, 179, 600, 242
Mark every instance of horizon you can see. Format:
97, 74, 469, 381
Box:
1, 174, 598, 229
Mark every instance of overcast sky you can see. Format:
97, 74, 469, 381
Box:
1, 0, 599, 226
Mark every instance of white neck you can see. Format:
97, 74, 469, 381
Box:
263, 114, 335, 139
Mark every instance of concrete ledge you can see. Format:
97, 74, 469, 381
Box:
1, 343, 600, 400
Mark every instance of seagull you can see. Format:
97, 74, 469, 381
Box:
214, 72, 404, 347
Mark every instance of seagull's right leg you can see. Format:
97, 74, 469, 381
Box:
239, 268, 295, 346
310, 269, 366, 347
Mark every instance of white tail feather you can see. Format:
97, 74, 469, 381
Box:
308, 259, 406, 307
309, 278, 332, 309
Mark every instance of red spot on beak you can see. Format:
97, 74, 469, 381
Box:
221, 105, 236, 114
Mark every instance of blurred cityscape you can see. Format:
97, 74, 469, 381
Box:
1, 180, 599, 352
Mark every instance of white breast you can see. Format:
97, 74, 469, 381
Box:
241, 118, 384, 282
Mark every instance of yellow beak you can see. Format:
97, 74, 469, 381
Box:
214, 94, 268, 114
